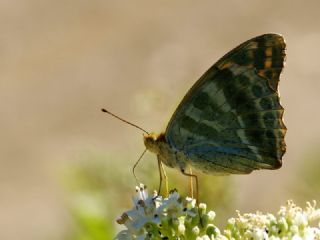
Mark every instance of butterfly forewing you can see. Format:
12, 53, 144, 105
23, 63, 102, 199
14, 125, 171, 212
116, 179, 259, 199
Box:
165, 34, 286, 174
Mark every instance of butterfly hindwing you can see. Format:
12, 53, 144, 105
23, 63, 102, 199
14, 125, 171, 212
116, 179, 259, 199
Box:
165, 34, 286, 174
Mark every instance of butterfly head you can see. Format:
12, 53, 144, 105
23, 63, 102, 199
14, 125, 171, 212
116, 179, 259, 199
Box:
143, 132, 166, 154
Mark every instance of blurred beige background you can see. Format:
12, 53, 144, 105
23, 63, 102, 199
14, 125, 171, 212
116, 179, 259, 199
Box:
1, 1, 320, 239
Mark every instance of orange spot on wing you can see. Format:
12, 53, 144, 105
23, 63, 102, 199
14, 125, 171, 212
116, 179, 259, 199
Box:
264, 59, 272, 68
218, 61, 234, 70
265, 48, 273, 57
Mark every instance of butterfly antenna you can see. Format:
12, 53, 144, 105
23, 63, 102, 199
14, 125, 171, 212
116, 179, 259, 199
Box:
133, 148, 147, 184
101, 108, 149, 134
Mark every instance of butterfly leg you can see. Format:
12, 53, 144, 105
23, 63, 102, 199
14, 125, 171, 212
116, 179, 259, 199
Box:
181, 168, 204, 227
159, 159, 169, 197
156, 157, 163, 197
189, 167, 194, 198
181, 168, 199, 205
153, 157, 168, 201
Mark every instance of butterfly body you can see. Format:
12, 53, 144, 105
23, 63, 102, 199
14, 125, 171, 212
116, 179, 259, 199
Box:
144, 133, 188, 170
144, 33, 286, 175
144, 131, 273, 175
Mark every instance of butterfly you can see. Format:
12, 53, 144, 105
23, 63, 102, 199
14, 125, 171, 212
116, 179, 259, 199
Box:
143, 33, 286, 177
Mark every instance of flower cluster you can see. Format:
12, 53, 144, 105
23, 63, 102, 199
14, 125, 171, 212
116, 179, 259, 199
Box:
225, 200, 320, 239
114, 184, 220, 239
114, 185, 320, 240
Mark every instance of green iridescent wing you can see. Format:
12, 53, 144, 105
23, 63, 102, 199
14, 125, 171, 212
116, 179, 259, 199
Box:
165, 34, 286, 174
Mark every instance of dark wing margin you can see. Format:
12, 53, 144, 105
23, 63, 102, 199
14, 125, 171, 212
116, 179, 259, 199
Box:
165, 33, 286, 174
216, 33, 285, 91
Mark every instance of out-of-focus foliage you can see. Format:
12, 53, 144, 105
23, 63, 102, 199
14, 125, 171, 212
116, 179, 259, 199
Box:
290, 148, 320, 203
61, 153, 124, 240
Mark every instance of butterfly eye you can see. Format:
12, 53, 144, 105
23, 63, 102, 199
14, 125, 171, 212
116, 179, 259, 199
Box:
144, 133, 158, 142
143, 134, 154, 147
152, 134, 158, 141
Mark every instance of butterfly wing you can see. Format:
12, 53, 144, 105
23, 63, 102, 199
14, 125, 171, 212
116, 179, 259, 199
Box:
165, 34, 286, 174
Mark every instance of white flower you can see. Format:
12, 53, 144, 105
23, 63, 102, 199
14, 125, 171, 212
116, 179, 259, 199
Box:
291, 235, 303, 240
269, 236, 280, 240
116, 184, 160, 236
115, 186, 320, 239
114, 230, 131, 240
185, 196, 197, 208
207, 211, 216, 221
292, 212, 308, 227
290, 225, 299, 234
227, 217, 235, 225
192, 226, 200, 235
251, 228, 268, 240
198, 235, 210, 240
115, 184, 218, 239
199, 203, 207, 211
156, 189, 184, 218
304, 227, 319, 239
178, 223, 186, 234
